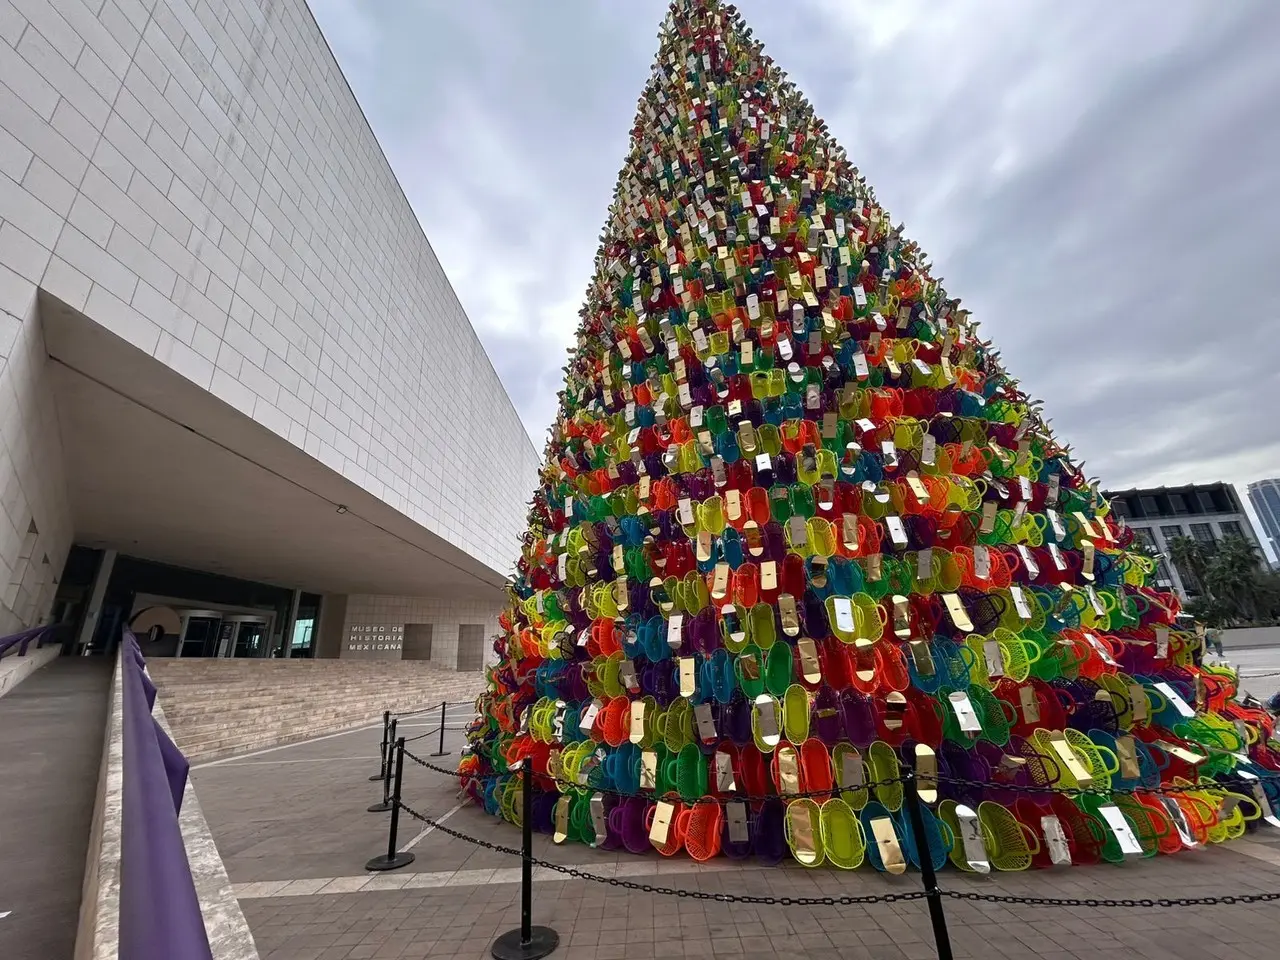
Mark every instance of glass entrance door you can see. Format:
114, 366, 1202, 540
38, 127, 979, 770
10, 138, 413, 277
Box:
231, 618, 268, 658
179, 614, 224, 657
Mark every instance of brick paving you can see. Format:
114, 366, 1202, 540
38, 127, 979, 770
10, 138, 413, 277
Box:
193, 716, 1280, 960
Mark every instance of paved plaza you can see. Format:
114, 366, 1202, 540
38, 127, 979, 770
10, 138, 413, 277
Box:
191, 712, 1280, 960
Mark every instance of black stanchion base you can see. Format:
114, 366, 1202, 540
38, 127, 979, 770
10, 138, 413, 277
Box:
368, 773, 386, 782
428, 751, 452, 758
364, 851, 415, 872
367, 800, 392, 813
491, 926, 559, 960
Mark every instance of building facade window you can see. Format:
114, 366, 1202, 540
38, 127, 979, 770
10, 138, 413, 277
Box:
1220, 520, 1244, 539
1160, 525, 1184, 542
1142, 496, 1160, 517
1190, 522, 1216, 544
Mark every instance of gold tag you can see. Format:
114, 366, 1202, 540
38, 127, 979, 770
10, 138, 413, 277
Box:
915, 745, 938, 804
1009, 585, 1033, 620
1041, 816, 1071, 865
980, 501, 997, 534
667, 613, 683, 650
842, 514, 859, 550
788, 514, 807, 546
579, 699, 602, 734
694, 703, 717, 742
649, 800, 674, 845
871, 817, 906, 875
942, 593, 973, 632
640, 750, 658, 789
1116, 735, 1141, 780
797, 637, 822, 683
1097, 805, 1143, 856
1047, 734, 1093, 787
679, 657, 696, 697
630, 701, 646, 744
612, 544, 625, 574
725, 488, 742, 521
892, 595, 911, 638
1019, 684, 1041, 724
917, 548, 933, 580
867, 553, 883, 581
839, 749, 865, 789
678, 497, 695, 526
761, 560, 778, 592
822, 411, 838, 438
984, 639, 1005, 677
909, 640, 935, 677
619, 660, 639, 693
1130, 684, 1148, 722
884, 692, 907, 731
553, 795, 570, 843
1085, 586, 1105, 617
906, 474, 930, 502
727, 801, 748, 842
854, 638, 877, 682
711, 563, 729, 600
1017, 544, 1039, 580
1073, 511, 1098, 539
696, 530, 713, 563
948, 691, 982, 733
831, 597, 856, 635
1082, 541, 1095, 581
973, 544, 992, 581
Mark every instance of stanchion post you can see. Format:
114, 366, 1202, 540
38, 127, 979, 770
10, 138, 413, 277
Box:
365, 737, 415, 871
491, 761, 558, 960
369, 709, 391, 781
429, 699, 451, 758
368, 718, 397, 812
903, 768, 953, 960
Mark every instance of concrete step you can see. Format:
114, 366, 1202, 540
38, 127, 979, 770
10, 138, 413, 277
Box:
153, 659, 485, 761
160, 684, 463, 717
168, 696, 476, 737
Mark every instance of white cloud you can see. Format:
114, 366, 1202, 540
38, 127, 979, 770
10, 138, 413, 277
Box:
308, 0, 1280, 553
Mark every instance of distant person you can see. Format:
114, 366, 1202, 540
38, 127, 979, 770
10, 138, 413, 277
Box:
1206, 626, 1225, 658
1267, 691, 1280, 716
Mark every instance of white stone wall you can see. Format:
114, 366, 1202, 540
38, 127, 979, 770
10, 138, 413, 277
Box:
0, 285, 71, 635
341, 593, 501, 672
0, 0, 541, 631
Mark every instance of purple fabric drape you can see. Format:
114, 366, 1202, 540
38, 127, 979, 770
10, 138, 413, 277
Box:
119, 631, 212, 960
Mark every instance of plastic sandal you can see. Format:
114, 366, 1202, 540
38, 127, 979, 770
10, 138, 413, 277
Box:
820, 798, 866, 869
786, 798, 826, 866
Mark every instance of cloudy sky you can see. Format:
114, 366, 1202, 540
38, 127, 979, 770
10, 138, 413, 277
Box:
308, 0, 1280, 552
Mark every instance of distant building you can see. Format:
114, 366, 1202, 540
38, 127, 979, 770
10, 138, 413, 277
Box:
1247, 478, 1280, 560
1103, 482, 1266, 600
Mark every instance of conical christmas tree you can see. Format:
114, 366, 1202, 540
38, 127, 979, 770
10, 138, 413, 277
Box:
461, 0, 1274, 870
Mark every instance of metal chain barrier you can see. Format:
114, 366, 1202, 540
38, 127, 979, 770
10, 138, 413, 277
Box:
940, 889, 1280, 909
